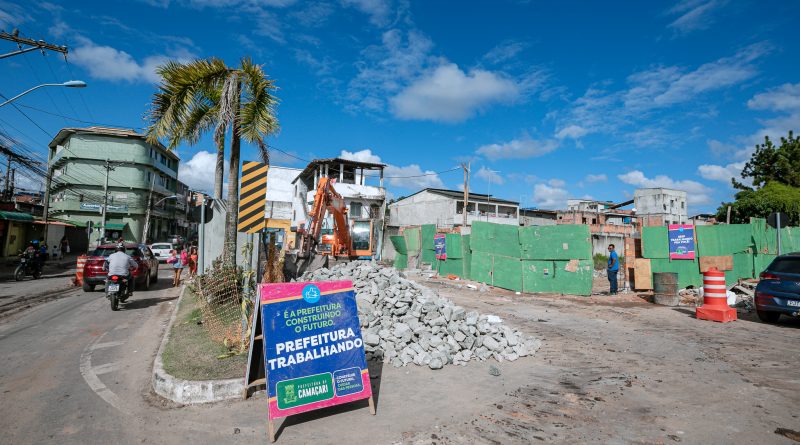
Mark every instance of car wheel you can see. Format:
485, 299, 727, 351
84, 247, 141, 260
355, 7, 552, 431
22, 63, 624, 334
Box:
144, 271, 151, 290
151, 264, 158, 283
756, 309, 780, 323
82, 282, 95, 292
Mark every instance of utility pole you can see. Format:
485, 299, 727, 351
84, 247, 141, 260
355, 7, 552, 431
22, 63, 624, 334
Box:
141, 173, 156, 243
198, 193, 206, 275
0, 30, 68, 60
100, 159, 111, 244
9, 168, 14, 198
461, 162, 470, 228
3, 157, 10, 200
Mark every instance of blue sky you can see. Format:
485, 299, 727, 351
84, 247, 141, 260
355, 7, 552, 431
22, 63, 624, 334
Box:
1, 0, 799, 213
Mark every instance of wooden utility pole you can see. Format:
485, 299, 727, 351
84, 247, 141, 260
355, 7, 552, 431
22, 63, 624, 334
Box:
462, 162, 470, 228
3, 157, 10, 200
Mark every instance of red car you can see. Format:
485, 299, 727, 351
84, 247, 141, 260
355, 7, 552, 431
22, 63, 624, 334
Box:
82, 243, 159, 292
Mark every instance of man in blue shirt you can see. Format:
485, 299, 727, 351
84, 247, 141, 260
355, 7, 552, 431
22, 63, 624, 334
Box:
607, 244, 620, 295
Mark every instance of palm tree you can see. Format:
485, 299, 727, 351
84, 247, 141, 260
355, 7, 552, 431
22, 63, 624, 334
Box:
146, 57, 279, 264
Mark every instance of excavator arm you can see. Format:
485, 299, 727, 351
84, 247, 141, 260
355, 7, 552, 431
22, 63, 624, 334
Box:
299, 177, 351, 258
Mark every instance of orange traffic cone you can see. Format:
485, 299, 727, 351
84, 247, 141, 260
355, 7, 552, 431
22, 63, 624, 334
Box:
696, 267, 737, 323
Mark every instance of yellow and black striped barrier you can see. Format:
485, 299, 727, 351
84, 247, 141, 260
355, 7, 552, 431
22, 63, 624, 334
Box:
237, 161, 268, 233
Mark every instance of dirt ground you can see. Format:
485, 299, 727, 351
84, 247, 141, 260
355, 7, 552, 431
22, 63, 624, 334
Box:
382, 272, 800, 444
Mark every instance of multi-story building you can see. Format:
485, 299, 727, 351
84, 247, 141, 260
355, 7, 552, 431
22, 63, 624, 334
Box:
46, 126, 179, 244
387, 188, 520, 229
519, 208, 557, 226
634, 188, 688, 226
292, 158, 386, 258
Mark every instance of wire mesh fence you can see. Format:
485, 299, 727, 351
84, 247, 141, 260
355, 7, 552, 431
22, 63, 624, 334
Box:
193, 243, 256, 352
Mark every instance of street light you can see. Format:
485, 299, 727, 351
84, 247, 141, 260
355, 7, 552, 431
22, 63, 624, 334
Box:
0, 80, 87, 108
142, 195, 178, 245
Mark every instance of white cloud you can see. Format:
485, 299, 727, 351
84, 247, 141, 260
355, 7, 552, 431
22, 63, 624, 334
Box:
532, 183, 570, 209
0, 1, 29, 28
341, 0, 392, 26
618, 170, 712, 204
178, 150, 228, 193
747, 83, 800, 112
475, 166, 504, 185
667, 0, 726, 35
389, 63, 519, 122
555, 124, 589, 140
585, 174, 607, 183
70, 38, 193, 84
339, 149, 382, 164
482, 40, 528, 65
697, 162, 745, 183
337, 149, 443, 190
548, 178, 565, 188
476, 137, 558, 160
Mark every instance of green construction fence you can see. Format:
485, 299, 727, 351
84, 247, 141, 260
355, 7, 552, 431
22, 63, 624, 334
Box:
641, 219, 800, 288
431, 222, 593, 295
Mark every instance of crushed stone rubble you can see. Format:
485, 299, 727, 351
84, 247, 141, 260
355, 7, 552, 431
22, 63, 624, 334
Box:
299, 261, 541, 370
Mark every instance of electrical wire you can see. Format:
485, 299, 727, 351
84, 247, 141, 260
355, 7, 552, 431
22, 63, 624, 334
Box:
43, 52, 82, 121
20, 50, 69, 125
12, 103, 144, 129
65, 58, 95, 120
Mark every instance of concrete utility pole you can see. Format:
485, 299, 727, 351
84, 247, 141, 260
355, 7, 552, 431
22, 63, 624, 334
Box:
100, 160, 111, 243
462, 162, 470, 227
198, 193, 206, 275
141, 173, 156, 243
3, 156, 10, 200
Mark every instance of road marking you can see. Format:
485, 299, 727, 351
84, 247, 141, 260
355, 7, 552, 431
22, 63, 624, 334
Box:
92, 362, 121, 375
91, 340, 125, 350
79, 333, 131, 415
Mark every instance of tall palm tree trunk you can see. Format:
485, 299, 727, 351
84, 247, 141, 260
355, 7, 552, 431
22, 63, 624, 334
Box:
223, 82, 242, 266
214, 133, 225, 200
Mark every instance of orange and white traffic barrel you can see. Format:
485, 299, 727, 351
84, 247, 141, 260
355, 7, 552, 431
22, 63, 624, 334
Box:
75, 255, 87, 287
696, 267, 737, 323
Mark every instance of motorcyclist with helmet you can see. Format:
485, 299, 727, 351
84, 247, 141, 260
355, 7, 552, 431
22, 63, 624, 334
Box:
104, 243, 138, 298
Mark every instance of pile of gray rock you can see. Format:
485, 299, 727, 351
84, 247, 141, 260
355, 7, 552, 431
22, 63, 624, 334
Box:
299, 261, 541, 370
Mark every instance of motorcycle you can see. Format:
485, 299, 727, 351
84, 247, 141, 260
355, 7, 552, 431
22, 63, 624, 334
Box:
105, 274, 130, 311
15, 253, 42, 281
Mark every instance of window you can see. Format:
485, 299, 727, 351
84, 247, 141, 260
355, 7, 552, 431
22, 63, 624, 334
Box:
350, 202, 362, 217
681, 202, 685, 209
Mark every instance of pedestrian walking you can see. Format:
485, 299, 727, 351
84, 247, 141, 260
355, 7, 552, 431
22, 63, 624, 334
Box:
607, 244, 619, 295
166, 249, 184, 287
60, 237, 70, 257
188, 246, 198, 277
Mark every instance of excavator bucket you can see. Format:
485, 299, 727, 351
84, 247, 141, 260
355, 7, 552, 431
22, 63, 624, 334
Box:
283, 252, 331, 281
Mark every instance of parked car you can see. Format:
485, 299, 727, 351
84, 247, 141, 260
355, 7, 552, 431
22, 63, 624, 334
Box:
82, 243, 159, 292
149, 242, 174, 262
754, 252, 800, 323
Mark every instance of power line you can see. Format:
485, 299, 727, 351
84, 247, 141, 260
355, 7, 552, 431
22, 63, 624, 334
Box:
12, 103, 143, 129
43, 52, 82, 121
64, 58, 95, 120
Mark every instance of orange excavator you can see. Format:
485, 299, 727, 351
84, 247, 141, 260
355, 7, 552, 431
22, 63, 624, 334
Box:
285, 177, 374, 279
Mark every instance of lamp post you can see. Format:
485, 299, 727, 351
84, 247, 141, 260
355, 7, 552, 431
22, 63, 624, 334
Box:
1, 80, 87, 108
142, 195, 177, 245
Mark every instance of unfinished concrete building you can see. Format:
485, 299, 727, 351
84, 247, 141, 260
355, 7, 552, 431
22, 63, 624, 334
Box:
557, 200, 637, 256
387, 188, 519, 229
291, 158, 386, 259
634, 188, 688, 226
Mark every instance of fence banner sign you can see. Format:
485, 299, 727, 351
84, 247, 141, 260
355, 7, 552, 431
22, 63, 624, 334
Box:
259, 280, 373, 422
434, 234, 447, 260
668, 224, 696, 260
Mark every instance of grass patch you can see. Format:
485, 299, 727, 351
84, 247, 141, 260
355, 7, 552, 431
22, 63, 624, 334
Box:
161, 287, 247, 380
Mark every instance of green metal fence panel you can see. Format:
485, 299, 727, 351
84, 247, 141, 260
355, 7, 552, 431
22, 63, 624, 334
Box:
697, 224, 753, 256
492, 255, 523, 291
726, 252, 754, 283
754, 253, 776, 275
470, 251, 493, 283
394, 254, 408, 269
462, 235, 472, 279
438, 259, 464, 277
521, 260, 557, 293
470, 221, 521, 257
421, 249, 436, 264
390, 235, 408, 254
445, 233, 464, 259
642, 226, 669, 258
421, 224, 436, 251
552, 260, 594, 296
518, 225, 592, 260
650, 258, 702, 289
404, 227, 421, 256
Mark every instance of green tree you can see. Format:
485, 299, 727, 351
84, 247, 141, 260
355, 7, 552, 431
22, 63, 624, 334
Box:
717, 182, 800, 225
733, 131, 800, 190
146, 57, 279, 263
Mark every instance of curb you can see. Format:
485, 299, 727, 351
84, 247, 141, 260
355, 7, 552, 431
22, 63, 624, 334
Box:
151, 285, 245, 405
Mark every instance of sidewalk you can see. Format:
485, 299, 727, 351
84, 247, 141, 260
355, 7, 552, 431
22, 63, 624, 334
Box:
0, 254, 79, 281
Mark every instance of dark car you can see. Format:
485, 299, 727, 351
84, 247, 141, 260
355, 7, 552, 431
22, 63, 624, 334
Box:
82, 243, 159, 292
754, 253, 800, 323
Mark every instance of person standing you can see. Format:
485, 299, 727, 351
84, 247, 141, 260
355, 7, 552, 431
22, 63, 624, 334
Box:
607, 244, 619, 295
188, 246, 198, 277
166, 249, 184, 287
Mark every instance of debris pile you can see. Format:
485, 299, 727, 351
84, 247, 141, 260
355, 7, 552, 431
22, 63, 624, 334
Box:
679, 287, 702, 306
730, 280, 756, 311
300, 261, 541, 370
